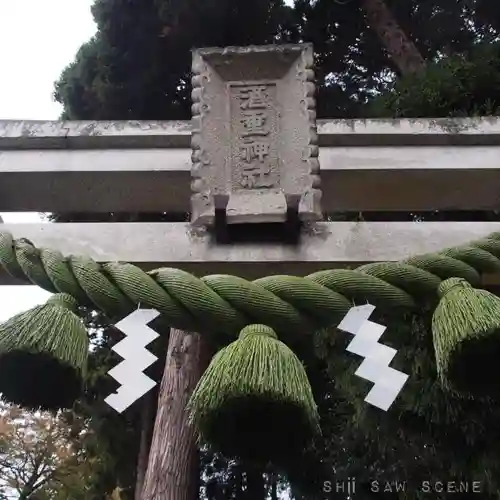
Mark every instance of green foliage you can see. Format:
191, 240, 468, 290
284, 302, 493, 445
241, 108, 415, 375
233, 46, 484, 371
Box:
55, 0, 500, 123
371, 41, 500, 118
0, 403, 100, 500
290, 311, 500, 499
55, 0, 297, 121
471, 0, 500, 38
64, 310, 153, 500
55, 0, 500, 121
383, 0, 480, 58
201, 451, 289, 499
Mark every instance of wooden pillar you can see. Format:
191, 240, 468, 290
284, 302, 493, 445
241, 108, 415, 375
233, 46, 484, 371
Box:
141, 329, 210, 500
134, 391, 157, 500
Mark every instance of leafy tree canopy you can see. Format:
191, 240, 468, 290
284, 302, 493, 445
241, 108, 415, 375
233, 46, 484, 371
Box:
55, 0, 498, 120
371, 41, 500, 117
0, 403, 100, 499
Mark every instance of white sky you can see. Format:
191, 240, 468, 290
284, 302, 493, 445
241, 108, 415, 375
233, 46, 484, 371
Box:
0, 0, 97, 320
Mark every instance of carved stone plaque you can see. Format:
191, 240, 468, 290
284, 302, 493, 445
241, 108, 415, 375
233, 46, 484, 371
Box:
191, 44, 321, 226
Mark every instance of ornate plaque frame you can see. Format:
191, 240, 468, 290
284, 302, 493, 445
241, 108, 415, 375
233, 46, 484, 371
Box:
191, 44, 321, 226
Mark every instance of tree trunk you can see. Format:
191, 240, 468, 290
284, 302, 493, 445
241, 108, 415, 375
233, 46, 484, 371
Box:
360, 0, 425, 76
18, 489, 34, 500
141, 328, 210, 500
244, 467, 265, 499
270, 473, 278, 500
18, 462, 43, 500
134, 391, 157, 500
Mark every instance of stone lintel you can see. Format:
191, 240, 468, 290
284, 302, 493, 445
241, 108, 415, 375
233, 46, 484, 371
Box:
4, 118, 500, 150
1, 221, 500, 285
2, 146, 500, 213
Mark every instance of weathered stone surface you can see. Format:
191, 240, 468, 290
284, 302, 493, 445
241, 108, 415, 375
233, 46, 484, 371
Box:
3, 118, 500, 213
2, 221, 500, 285
4, 118, 500, 150
3, 145, 500, 213
190, 44, 321, 226
0, 120, 192, 149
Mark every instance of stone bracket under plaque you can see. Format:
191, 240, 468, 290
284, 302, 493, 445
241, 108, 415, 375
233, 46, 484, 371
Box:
190, 43, 322, 227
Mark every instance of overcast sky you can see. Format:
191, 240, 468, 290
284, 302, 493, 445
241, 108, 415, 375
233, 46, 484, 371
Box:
0, 0, 97, 320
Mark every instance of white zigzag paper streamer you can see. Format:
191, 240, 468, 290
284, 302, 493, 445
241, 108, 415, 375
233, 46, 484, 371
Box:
104, 309, 160, 413
338, 304, 409, 411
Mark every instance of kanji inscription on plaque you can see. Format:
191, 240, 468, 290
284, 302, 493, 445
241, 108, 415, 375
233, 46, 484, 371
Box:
230, 82, 279, 192
191, 44, 322, 226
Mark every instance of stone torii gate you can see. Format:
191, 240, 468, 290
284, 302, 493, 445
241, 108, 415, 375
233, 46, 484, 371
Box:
2, 43, 500, 499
